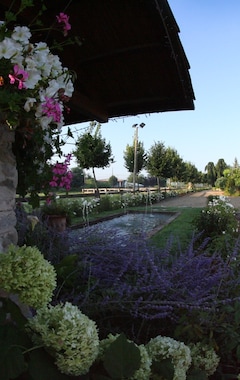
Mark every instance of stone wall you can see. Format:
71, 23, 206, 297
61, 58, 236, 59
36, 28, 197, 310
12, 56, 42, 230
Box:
0, 124, 18, 252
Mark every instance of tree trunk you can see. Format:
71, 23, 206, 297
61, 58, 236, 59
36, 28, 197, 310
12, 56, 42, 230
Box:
0, 123, 18, 252
92, 167, 100, 198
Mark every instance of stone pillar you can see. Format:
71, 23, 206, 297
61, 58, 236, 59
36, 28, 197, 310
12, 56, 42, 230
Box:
0, 124, 18, 252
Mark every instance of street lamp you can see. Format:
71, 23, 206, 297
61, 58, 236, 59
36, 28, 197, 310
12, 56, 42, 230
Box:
132, 123, 145, 192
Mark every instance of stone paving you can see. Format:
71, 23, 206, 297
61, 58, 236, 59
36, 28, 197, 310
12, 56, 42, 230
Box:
157, 190, 240, 210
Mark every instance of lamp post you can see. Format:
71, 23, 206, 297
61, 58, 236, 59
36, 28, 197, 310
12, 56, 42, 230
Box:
132, 123, 145, 193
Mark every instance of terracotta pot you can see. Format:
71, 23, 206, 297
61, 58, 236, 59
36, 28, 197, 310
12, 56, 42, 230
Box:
47, 215, 66, 232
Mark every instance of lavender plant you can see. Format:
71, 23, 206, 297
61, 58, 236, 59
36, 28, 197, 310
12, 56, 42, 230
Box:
55, 226, 240, 346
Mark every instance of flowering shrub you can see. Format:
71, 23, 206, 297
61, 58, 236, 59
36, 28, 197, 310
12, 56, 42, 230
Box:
146, 335, 192, 380
0, 1, 76, 206
99, 333, 152, 380
28, 302, 99, 376
0, 11, 74, 128
194, 195, 237, 237
121, 191, 164, 208
0, 244, 56, 308
60, 226, 240, 349
48, 154, 73, 193
193, 195, 239, 254
189, 342, 220, 376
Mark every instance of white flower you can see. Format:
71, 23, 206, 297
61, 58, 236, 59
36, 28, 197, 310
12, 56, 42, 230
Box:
24, 97, 37, 112
24, 69, 42, 89
146, 335, 191, 380
0, 37, 20, 59
12, 26, 31, 44
189, 342, 220, 376
28, 302, 99, 376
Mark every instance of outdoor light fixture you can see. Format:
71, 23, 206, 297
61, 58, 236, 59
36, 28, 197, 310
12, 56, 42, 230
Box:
132, 123, 145, 192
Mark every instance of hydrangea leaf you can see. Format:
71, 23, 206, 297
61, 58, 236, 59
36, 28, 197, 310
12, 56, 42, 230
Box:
186, 368, 208, 380
151, 358, 174, 380
0, 325, 28, 379
103, 333, 141, 379
28, 348, 70, 380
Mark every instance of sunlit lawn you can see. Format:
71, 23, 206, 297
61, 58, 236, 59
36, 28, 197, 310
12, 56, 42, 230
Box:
149, 207, 201, 251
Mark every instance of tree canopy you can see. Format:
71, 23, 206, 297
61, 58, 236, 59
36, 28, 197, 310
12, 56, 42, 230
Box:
146, 142, 183, 190
73, 122, 114, 196
123, 141, 146, 174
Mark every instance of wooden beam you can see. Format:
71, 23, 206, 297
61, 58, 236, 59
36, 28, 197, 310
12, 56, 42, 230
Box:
69, 91, 109, 123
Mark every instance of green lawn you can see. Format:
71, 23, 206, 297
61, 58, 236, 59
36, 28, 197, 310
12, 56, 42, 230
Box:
149, 207, 201, 250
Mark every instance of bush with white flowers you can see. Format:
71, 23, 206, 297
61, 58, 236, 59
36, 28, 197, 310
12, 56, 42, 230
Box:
146, 335, 192, 380
0, 244, 56, 308
28, 302, 99, 376
99, 333, 152, 380
189, 342, 220, 377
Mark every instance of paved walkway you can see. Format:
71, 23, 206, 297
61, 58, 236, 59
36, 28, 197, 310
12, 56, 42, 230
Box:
157, 190, 240, 210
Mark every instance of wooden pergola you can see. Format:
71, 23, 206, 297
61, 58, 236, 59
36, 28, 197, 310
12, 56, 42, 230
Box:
0, 0, 195, 124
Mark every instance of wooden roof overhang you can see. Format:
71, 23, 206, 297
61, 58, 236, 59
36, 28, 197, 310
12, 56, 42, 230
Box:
0, 0, 195, 124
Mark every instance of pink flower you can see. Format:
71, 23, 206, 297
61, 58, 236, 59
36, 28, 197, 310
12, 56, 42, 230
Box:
48, 155, 72, 192
56, 12, 71, 36
9, 65, 28, 89
42, 97, 62, 123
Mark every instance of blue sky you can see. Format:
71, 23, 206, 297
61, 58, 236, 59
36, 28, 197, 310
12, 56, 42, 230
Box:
62, 1, 240, 180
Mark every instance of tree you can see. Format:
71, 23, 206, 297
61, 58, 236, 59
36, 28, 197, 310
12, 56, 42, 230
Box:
146, 142, 183, 190
71, 167, 85, 189
215, 158, 228, 178
164, 147, 184, 182
205, 162, 217, 187
108, 175, 118, 187
123, 141, 146, 175
73, 122, 114, 197
182, 162, 201, 184
233, 157, 239, 168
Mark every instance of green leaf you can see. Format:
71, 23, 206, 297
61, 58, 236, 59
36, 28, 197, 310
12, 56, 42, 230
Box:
2, 298, 28, 328
0, 325, 28, 379
1, 346, 26, 380
236, 344, 240, 360
28, 348, 70, 380
4, 11, 16, 23
151, 358, 174, 380
103, 333, 141, 379
67, 127, 73, 138
186, 368, 208, 380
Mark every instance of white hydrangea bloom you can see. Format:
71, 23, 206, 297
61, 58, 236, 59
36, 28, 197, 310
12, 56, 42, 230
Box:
189, 342, 220, 376
28, 302, 99, 376
146, 335, 191, 380
0, 244, 56, 308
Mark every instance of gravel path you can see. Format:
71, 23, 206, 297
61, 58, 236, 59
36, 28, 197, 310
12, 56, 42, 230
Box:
157, 190, 240, 210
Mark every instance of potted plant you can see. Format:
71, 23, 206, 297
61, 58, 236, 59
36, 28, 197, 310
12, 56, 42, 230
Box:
41, 154, 73, 231
41, 198, 72, 232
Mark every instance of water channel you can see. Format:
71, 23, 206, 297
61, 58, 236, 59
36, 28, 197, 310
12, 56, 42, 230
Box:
70, 211, 178, 242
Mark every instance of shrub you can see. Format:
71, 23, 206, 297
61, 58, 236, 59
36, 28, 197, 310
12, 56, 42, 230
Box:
0, 244, 56, 308
193, 195, 238, 242
28, 302, 99, 376
16, 203, 72, 264
56, 226, 240, 347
